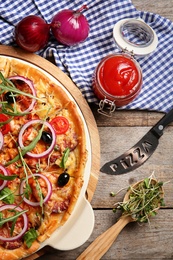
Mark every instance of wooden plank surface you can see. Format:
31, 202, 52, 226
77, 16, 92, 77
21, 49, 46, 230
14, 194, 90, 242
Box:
37, 209, 173, 260
1, 0, 173, 259
133, 0, 173, 21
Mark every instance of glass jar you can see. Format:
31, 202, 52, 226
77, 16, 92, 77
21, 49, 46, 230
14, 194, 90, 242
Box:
93, 18, 158, 116
93, 53, 142, 107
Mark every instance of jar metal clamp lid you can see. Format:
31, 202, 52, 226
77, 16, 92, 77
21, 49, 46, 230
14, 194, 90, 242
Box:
113, 18, 158, 55
96, 18, 158, 117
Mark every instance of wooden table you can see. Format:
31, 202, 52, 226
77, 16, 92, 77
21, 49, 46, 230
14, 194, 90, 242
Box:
32, 1, 173, 259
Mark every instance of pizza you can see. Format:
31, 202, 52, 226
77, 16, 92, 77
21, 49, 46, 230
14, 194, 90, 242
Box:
0, 56, 87, 259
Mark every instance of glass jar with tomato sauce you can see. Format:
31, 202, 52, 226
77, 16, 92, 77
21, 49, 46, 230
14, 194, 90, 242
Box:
93, 53, 142, 107
93, 18, 158, 116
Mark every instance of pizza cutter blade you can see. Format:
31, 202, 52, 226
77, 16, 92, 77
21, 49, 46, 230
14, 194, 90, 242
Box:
100, 108, 173, 175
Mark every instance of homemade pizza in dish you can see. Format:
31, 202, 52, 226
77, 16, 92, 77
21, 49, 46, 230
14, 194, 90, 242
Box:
0, 56, 87, 260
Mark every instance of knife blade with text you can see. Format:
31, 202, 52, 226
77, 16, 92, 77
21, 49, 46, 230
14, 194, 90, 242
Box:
100, 108, 173, 175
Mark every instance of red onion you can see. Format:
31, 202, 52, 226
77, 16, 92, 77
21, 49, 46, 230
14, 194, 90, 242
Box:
0, 131, 4, 150
18, 119, 56, 158
51, 5, 90, 46
15, 15, 50, 52
0, 204, 28, 242
8, 75, 36, 113
20, 173, 52, 207
0, 165, 8, 190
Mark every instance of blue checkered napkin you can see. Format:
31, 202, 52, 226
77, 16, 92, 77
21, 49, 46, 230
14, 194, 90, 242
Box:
0, 0, 172, 113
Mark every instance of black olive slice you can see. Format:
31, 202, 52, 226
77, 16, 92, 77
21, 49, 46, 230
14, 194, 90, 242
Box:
41, 131, 53, 144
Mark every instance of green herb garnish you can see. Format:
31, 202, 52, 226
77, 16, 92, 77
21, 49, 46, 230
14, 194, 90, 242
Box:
24, 228, 38, 248
10, 216, 17, 236
0, 187, 15, 204
0, 72, 41, 101
0, 116, 13, 128
23, 182, 32, 200
1, 102, 28, 117
0, 72, 44, 117
18, 147, 44, 211
5, 122, 45, 166
0, 173, 17, 181
0, 209, 28, 227
60, 148, 70, 168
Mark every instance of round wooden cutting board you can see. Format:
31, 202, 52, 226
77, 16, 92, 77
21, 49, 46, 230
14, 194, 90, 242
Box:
0, 45, 100, 259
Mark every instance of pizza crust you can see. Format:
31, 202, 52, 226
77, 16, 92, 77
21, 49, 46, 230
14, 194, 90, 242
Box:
1, 241, 40, 260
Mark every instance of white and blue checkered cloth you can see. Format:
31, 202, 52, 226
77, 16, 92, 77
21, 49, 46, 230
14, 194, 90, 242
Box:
0, 0, 172, 112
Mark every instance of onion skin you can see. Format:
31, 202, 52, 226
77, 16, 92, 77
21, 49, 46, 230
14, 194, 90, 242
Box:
8, 75, 37, 113
20, 173, 52, 207
0, 131, 3, 150
15, 15, 50, 52
51, 5, 90, 46
0, 165, 8, 191
18, 119, 56, 159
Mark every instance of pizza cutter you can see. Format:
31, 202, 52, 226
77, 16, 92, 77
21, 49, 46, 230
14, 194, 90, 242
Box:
101, 107, 173, 175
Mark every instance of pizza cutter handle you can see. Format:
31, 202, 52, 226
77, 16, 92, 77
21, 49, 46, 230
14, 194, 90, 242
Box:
76, 215, 133, 259
152, 107, 173, 137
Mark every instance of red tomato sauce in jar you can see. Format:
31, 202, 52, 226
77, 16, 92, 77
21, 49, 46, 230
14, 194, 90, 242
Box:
93, 54, 142, 107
